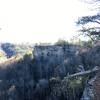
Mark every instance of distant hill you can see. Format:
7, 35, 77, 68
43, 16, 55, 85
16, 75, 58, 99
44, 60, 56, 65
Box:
0, 43, 33, 58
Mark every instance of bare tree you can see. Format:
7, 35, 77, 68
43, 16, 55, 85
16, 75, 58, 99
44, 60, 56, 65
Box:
77, 0, 100, 42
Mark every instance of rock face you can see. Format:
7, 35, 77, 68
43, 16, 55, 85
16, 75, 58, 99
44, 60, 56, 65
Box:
33, 45, 81, 79
93, 72, 100, 100
81, 77, 96, 100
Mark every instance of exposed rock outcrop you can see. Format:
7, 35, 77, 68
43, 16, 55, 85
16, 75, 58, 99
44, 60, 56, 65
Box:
33, 45, 81, 79
81, 77, 96, 100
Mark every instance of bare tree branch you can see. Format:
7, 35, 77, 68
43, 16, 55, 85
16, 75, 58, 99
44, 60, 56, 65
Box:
65, 66, 100, 79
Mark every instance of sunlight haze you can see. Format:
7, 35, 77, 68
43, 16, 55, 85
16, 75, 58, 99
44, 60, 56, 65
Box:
0, 0, 94, 43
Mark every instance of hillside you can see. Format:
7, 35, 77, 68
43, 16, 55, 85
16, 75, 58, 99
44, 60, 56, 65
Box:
0, 43, 99, 100
0, 43, 33, 58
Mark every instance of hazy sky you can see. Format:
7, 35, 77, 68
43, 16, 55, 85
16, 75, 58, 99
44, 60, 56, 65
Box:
0, 0, 94, 43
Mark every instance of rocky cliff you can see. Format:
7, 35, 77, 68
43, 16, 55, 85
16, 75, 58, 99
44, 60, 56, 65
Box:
32, 45, 81, 80
0, 43, 99, 100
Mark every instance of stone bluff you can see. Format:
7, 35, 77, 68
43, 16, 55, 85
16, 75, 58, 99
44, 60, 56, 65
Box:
32, 45, 81, 80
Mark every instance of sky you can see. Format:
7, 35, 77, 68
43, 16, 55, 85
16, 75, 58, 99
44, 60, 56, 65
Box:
0, 0, 95, 43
